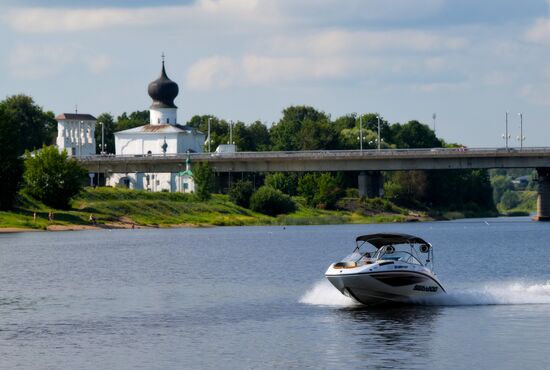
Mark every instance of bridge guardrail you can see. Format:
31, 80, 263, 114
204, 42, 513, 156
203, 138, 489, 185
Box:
77, 147, 550, 162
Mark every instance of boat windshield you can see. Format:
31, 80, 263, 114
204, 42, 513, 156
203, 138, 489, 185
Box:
378, 250, 422, 265
343, 241, 432, 267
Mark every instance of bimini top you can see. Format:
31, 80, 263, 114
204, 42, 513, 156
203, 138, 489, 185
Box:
355, 233, 429, 249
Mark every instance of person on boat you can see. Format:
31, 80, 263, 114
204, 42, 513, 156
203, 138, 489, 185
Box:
362, 252, 374, 264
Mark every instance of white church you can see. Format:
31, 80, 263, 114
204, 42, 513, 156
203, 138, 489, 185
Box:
55, 59, 205, 193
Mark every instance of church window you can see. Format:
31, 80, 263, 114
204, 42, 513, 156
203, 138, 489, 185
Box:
158, 118, 160, 124
167, 118, 170, 124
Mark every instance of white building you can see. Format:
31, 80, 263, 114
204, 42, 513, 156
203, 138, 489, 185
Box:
55, 113, 97, 156
107, 60, 205, 192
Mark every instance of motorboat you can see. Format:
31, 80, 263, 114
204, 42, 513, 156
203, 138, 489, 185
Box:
325, 233, 445, 305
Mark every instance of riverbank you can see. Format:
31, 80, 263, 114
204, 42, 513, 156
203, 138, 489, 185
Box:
0, 188, 435, 232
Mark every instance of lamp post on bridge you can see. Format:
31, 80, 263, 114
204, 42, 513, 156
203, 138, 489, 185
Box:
502, 112, 510, 150
517, 113, 525, 150
376, 114, 382, 151
207, 117, 212, 153
359, 115, 364, 151
98, 121, 106, 155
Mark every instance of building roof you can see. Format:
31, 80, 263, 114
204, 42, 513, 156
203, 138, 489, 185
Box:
115, 124, 204, 135
55, 113, 97, 121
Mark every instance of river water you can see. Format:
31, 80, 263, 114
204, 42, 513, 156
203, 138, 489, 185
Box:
1, 218, 549, 369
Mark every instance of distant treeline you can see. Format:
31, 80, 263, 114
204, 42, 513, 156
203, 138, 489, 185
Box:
0, 94, 495, 215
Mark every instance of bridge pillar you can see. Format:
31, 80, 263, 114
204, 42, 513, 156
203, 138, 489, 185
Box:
358, 171, 367, 197
358, 171, 383, 198
535, 168, 550, 221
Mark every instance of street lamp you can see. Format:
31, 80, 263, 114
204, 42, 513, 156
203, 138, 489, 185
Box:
99, 121, 106, 155
432, 113, 436, 134
501, 112, 511, 150
207, 117, 212, 153
229, 120, 234, 145
517, 113, 525, 150
359, 115, 363, 151
376, 114, 382, 151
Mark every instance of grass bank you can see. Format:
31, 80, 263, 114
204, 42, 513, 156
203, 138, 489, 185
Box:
0, 188, 429, 231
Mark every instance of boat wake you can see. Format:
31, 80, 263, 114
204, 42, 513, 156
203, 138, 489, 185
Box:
300, 280, 550, 307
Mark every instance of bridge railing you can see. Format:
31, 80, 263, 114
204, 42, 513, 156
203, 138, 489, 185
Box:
76, 147, 550, 162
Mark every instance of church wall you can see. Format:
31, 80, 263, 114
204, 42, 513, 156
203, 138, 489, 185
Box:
150, 108, 177, 125
115, 133, 179, 155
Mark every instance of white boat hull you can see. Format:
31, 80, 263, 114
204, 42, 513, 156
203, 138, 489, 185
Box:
326, 267, 445, 305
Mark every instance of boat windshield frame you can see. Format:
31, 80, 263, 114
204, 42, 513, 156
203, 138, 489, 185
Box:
350, 233, 434, 269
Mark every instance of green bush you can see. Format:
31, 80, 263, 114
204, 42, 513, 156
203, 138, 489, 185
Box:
500, 190, 520, 209
265, 172, 298, 195
193, 162, 214, 201
250, 186, 296, 216
22, 146, 87, 209
228, 180, 254, 208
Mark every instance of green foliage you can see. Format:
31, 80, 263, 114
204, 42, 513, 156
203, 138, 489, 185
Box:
228, 180, 254, 208
313, 173, 344, 209
297, 173, 318, 206
193, 162, 215, 200
0, 94, 56, 154
22, 146, 87, 209
0, 104, 23, 210
270, 106, 336, 150
265, 172, 299, 195
95, 113, 116, 154
250, 186, 296, 216
500, 190, 520, 209
116, 111, 149, 131
385, 169, 495, 213
297, 172, 343, 209
390, 120, 442, 148
491, 175, 513, 204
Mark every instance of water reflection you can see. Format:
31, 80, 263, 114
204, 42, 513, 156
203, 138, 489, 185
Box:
332, 306, 442, 369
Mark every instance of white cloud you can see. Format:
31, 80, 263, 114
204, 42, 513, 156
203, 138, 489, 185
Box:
7, 44, 112, 78
186, 56, 239, 90
87, 55, 112, 74
525, 18, 550, 45
519, 83, 550, 105
270, 29, 467, 56
3, 1, 280, 34
8, 44, 78, 78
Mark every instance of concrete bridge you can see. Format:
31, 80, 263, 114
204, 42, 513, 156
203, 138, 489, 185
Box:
78, 147, 550, 221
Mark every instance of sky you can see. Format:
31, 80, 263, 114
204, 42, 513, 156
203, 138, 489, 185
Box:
1, 0, 550, 148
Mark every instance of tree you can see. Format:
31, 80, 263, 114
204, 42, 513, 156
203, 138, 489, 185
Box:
297, 173, 318, 206
248, 121, 271, 151
193, 162, 215, 200
0, 104, 23, 209
313, 173, 343, 209
95, 113, 116, 154
500, 190, 520, 209
186, 115, 228, 152
391, 120, 442, 148
265, 172, 298, 195
270, 106, 336, 150
23, 146, 87, 209
250, 186, 296, 216
228, 180, 254, 208
0, 94, 56, 154
116, 110, 149, 131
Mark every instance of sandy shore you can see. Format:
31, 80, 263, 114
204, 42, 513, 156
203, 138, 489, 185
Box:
0, 227, 43, 233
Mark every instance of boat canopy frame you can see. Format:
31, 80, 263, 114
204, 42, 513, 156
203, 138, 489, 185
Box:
355, 233, 430, 249
353, 233, 434, 269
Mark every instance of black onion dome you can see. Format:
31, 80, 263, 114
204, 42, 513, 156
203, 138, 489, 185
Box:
148, 62, 178, 109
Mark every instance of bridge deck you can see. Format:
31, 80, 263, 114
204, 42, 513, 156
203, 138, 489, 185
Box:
78, 147, 550, 173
